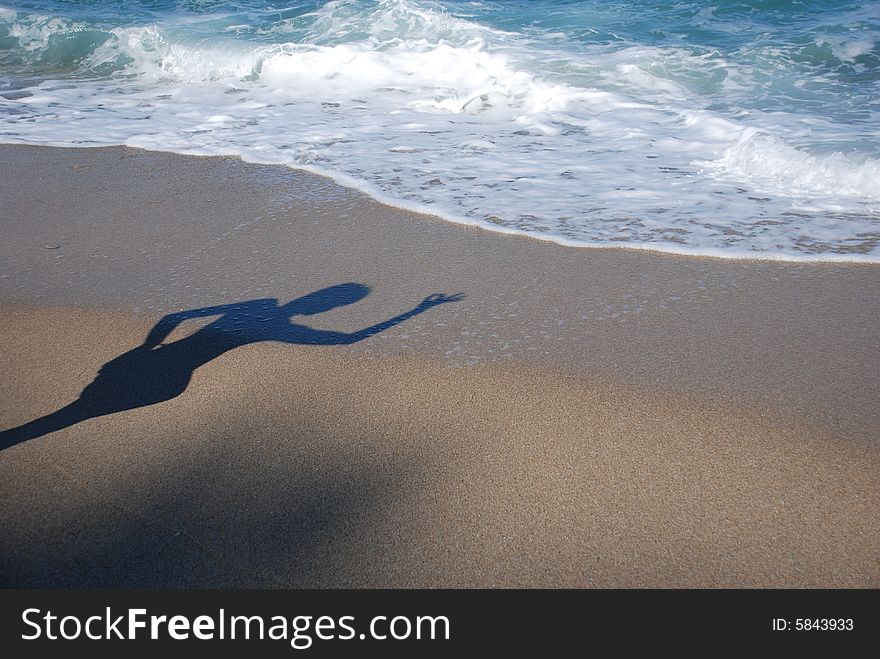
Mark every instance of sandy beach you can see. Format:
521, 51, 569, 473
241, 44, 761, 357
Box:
1, 144, 877, 587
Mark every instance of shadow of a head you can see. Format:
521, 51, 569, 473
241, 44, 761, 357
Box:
281, 283, 370, 317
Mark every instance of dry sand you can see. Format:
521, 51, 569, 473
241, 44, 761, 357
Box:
0, 144, 877, 587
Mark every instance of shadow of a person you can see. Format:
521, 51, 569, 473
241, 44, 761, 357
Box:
0, 283, 463, 450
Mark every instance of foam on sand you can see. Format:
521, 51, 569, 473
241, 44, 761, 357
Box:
1, 0, 878, 260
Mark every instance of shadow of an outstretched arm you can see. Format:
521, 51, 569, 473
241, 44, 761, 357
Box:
283, 293, 465, 345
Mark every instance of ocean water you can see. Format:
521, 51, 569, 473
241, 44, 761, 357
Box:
1, 1, 879, 261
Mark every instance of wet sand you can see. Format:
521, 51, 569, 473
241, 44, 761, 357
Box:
1, 144, 877, 587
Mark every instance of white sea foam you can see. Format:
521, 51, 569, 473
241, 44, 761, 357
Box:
700, 134, 880, 201
0, 0, 878, 261
818, 35, 877, 63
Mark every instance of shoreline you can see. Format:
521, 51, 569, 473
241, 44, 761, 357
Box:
5, 142, 880, 265
1, 144, 877, 587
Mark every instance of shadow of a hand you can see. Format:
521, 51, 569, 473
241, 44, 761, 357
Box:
420, 293, 466, 307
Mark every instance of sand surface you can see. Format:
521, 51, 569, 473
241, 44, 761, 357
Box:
1, 145, 877, 587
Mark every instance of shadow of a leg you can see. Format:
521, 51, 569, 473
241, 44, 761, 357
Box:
0, 401, 91, 451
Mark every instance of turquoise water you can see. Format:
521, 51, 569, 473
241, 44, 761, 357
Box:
1, 1, 879, 259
